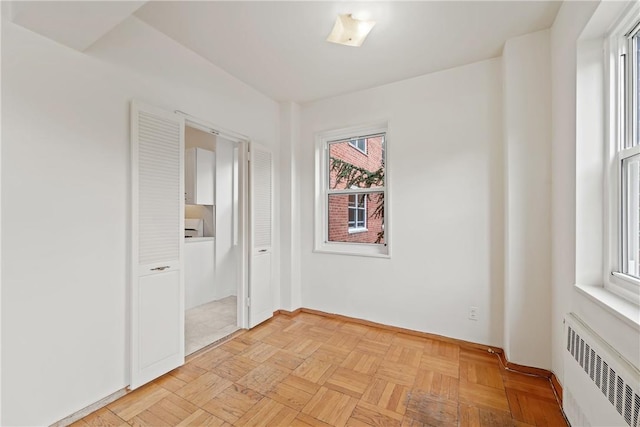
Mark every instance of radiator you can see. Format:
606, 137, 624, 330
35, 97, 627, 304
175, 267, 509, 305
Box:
563, 313, 640, 427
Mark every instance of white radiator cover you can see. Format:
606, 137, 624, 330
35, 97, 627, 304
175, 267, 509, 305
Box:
563, 313, 640, 427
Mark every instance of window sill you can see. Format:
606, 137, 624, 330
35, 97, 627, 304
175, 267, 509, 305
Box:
574, 284, 640, 331
314, 241, 389, 258
348, 228, 368, 234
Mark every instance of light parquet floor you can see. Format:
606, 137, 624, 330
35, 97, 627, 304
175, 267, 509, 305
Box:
74, 312, 567, 427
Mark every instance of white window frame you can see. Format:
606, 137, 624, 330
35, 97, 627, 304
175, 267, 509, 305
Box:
314, 121, 389, 258
606, 4, 640, 302
349, 138, 367, 154
348, 193, 367, 233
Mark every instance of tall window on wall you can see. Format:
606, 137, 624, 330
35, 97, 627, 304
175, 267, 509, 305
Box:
609, 11, 640, 300
315, 122, 389, 257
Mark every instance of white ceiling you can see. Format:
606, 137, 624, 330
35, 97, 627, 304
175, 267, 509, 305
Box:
7, 1, 562, 104
134, 1, 562, 104
10, 1, 146, 52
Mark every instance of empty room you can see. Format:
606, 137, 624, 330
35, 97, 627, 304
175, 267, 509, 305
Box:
1, 1, 639, 426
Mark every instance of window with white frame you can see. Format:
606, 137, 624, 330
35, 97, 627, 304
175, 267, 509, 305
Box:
609, 11, 640, 298
349, 138, 367, 154
315, 122, 388, 257
348, 194, 367, 231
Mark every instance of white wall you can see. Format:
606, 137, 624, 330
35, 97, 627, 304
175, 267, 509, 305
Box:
1, 16, 279, 426
502, 30, 552, 369
279, 102, 302, 311
299, 59, 505, 347
549, 0, 599, 380
215, 138, 238, 300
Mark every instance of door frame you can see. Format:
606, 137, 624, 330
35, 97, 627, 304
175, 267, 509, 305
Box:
236, 140, 249, 329
181, 116, 250, 330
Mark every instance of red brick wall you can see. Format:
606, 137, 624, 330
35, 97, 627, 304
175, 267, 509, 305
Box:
329, 137, 384, 189
327, 136, 384, 244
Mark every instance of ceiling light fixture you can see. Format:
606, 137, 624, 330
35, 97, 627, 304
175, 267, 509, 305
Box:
326, 14, 376, 47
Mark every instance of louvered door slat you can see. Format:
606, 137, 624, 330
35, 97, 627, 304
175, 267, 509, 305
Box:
252, 149, 272, 250
138, 112, 181, 265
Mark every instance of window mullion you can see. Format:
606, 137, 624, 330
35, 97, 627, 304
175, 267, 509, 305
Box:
620, 50, 628, 150
623, 28, 639, 149
327, 187, 385, 195
621, 155, 629, 274
632, 32, 639, 147
619, 145, 640, 160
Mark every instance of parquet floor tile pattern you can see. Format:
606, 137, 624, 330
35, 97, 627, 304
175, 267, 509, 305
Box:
74, 313, 566, 427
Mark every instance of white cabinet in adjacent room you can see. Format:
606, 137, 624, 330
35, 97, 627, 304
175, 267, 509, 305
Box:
184, 238, 215, 310
185, 147, 215, 205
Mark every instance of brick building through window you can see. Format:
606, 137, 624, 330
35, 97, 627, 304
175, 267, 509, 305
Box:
327, 135, 385, 244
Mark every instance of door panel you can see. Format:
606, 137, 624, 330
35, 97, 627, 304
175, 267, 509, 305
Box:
249, 251, 272, 327
131, 101, 185, 390
249, 143, 273, 327
139, 270, 181, 368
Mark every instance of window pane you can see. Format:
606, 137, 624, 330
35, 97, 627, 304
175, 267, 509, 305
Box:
623, 154, 640, 277
329, 135, 385, 190
328, 192, 384, 244
349, 138, 367, 152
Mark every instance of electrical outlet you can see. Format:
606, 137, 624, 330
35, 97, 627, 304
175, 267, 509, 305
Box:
468, 306, 479, 321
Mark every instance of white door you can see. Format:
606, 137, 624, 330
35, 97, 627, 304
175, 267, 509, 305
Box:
248, 143, 273, 327
130, 101, 185, 389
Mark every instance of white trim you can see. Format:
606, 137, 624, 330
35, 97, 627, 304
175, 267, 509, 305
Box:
322, 122, 388, 144
619, 144, 640, 160
610, 272, 640, 302
605, 3, 640, 302
315, 242, 390, 259
175, 110, 249, 143
327, 187, 384, 195
180, 115, 250, 330
237, 141, 249, 330
575, 284, 640, 331
612, 271, 640, 286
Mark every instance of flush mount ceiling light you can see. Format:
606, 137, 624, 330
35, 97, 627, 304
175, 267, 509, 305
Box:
326, 14, 376, 47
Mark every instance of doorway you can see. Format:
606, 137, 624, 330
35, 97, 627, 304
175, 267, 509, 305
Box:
129, 101, 266, 389
183, 125, 242, 355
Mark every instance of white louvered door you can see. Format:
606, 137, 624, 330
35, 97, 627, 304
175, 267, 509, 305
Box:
249, 143, 273, 327
130, 101, 185, 389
